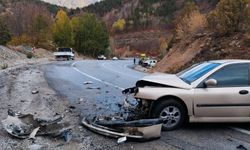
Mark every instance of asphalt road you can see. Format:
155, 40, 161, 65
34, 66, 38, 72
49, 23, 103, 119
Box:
44, 59, 250, 150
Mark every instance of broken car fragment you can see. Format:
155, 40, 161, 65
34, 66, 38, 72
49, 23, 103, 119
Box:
2, 109, 72, 141
83, 81, 93, 85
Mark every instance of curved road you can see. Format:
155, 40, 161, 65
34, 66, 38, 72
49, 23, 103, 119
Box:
44, 60, 250, 150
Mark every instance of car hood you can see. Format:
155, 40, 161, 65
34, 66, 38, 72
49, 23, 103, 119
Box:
138, 73, 192, 89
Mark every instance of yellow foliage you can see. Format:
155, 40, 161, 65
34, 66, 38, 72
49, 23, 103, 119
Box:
159, 36, 168, 58
112, 19, 126, 32
71, 17, 80, 31
54, 10, 70, 27
8, 34, 34, 46
159, 36, 167, 52
176, 10, 207, 39
244, 33, 250, 45
52, 9, 72, 47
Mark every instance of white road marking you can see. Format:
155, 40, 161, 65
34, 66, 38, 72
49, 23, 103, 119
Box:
71, 61, 125, 90
229, 127, 250, 135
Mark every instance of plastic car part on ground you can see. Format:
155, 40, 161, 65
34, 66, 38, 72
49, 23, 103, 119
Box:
1, 109, 72, 141
82, 116, 163, 142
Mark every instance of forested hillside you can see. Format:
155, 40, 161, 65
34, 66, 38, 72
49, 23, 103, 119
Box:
0, 0, 249, 65
82, 0, 219, 31
78, 0, 221, 57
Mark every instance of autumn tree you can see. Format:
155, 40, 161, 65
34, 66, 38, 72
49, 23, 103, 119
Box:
112, 18, 126, 32
0, 17, 11, 45
52, 10, 72, 47
207, 0, 250, 34
179, 0, 198, 18
175, 1, 207, 39
176, 11, 207, 39
71, 13, 109, 57
6, 1, 53, 48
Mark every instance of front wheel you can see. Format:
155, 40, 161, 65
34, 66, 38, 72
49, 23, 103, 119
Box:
151, 99, 187, 131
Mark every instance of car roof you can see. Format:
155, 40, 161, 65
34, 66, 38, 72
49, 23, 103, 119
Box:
208, 59, 250, 64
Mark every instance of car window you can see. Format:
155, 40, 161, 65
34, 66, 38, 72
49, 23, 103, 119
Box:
58, 48, 71, 52
207, 63, 249, 87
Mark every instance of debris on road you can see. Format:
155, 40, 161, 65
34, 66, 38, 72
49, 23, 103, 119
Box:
2, 109, 72, 141
31, 90, 39, 94
86, 87, 101, 90
69, 106, 76, 109
83, 81, 93, 85
237, 145, 247, 150
28, 144, 47, 150
82, 116, 163, 142
29, 127, 40, 140
117, 136, 127, 144
78, 98, 84, 102
61, 130, 72, 143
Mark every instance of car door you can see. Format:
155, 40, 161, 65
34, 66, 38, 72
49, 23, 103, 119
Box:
194, 63, 250, 117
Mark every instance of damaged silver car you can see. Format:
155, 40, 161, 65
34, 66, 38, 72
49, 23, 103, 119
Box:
123, 60, 250, 131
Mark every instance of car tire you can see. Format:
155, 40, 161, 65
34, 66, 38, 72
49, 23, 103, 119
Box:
151, 99, 187, 131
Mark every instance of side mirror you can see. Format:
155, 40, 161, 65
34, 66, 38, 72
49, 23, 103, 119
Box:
204, 79, 217, 87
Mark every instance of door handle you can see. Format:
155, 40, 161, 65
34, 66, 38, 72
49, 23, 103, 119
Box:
239, 90, 249, 95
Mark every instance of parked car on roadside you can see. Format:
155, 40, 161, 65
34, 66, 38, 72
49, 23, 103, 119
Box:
112, 56, 118, 60
97, 55, 107, 60
142, 59, 157, 68
123, 60, 250, 131
54, 47, 75, 61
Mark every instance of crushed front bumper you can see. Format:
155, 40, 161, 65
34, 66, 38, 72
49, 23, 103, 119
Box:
122, 87, 138, 95
82, 117, 163, 141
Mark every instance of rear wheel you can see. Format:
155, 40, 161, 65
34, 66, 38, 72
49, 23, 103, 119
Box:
151, 99, 187, 131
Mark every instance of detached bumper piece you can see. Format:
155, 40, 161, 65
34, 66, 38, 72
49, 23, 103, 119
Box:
82, 117, 163, 142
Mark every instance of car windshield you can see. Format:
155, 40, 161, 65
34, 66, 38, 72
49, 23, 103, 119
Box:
177, 62, 221, 84
58, 48, 71, 52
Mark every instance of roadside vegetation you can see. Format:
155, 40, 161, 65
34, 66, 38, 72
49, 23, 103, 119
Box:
155, 0, 250, 73
0, 0, 110, 58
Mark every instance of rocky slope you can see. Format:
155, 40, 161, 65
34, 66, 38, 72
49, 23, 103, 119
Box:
0, 45, 53, 69
113, 30, 167, 57
154, 32, 250, 73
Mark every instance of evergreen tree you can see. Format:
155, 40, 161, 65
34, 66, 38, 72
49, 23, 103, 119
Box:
0, 17, 11, 45
71, 13, 109, 57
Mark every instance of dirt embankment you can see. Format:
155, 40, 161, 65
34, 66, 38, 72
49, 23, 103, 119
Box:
1, 64, 67, 149
0, 45, 54, 69
154, 33, 250, 73
112, 30, 167, 57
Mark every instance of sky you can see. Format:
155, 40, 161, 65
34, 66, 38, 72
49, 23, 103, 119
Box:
41, 0, 101, 8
